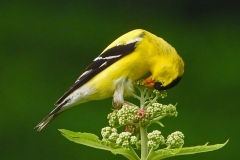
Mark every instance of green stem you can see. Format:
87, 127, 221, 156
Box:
145, 147, 153, 160
138, 86, 149, 159
133, 94, 141, 100
145, 95, 159, 108
140, 88, 147, 109
140, 125, 148, 160
129, 146, 140, 160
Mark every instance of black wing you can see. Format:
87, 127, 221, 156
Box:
55, 42, 138, 105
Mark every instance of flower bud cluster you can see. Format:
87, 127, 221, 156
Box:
133, 109, 149, 125
117, 105, 139, 125
101, 127, 119, 146
101, 126, 138, 149
146, 103, 177, 120
153, 90, 167, 98
147, 130, 165, 149
107, 110, 119, 126
116, 132, 132, 149
107, 102, 177, 129
108, 104, 143, 127
166, 131, 184, 148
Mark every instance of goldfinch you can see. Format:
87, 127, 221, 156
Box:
35, 29, 184, 131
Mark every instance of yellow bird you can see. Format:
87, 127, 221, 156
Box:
35, 29, 184, 131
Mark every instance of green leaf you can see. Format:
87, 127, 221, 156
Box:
59, 129, 140, 160
111, 148, 140, 160
147, 140, 229, 160
59, 129, 112, 151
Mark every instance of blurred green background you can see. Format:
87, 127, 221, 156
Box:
1, 1, 240, 159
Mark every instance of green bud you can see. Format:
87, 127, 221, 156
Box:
101, 126, 111, 138
117, 105, 138, 125
147, 130, 165, 149
109, 132, 119, 142
119, 132, 131, 139
122, 140, 130, 149
165, 104, 178, 117
107, 110, 119, 127
133, 109, 149, 125
101, 126, 117, 139
147, 103, 178, 119
130, 136, 137, 145
153, 90, 167, 98
116, 132, 132, 149
166, 131, 184, 148
101, 127, 118, 146
148, 140, 158, 149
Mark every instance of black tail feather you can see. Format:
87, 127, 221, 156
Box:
35, 100, 68, 131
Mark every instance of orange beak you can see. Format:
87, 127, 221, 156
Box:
143, 77, 155, 88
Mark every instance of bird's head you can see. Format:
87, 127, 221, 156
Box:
144, 48, 184, 91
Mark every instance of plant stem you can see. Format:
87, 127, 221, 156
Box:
140, 125, 148, 160
138, 86, 149, 159
139, 88, 147, 109
129, 146, 140, 160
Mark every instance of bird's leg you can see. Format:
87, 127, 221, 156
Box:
112, 100, 137, 110
112, 81, 125, 109
112, 100, 122, 110
113, 78, 125, 104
